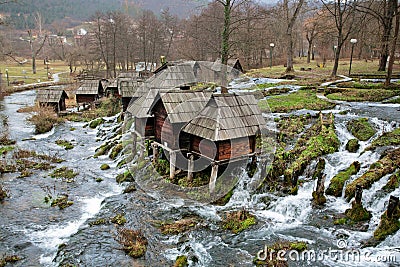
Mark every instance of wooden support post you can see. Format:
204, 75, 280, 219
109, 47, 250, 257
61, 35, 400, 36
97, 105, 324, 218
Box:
169, 151, 176, 180
387, 195, 399, 218
355, 184, 363, 204
152, 143, 158, 164
209, 163, 219, 194
139, 139, 145, 159
187, 153, 194, 182
131, 132, 137, 155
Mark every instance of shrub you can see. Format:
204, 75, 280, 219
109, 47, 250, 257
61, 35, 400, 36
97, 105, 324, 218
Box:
28, 106, 63, 134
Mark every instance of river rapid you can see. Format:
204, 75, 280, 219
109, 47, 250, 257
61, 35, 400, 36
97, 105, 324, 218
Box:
1, 87, 400, 267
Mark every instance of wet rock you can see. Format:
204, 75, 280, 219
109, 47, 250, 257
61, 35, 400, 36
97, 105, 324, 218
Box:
100, 164, 110, 170
345, 139, 360, 153
123, 183, 136, 194
14, 242, 32, 250
347, 118, 376, 141
326, 161, 360, 197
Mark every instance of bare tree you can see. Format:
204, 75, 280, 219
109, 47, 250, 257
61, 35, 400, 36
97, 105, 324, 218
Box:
385, 3, 400, 85
321, 0, 360, 77
357, 0, 398, 71
27, 29, 47, 74
283, 0, 306, 72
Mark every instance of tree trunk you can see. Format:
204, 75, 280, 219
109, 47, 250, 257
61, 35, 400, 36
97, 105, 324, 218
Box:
378, 0, 397, 71
385, 4, 399, 86
221, 0, 231, 66
331, 46, 341, 77
307, 41, 312, 63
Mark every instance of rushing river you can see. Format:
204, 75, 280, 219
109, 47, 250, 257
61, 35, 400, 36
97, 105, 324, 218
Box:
1, 89, 400, 266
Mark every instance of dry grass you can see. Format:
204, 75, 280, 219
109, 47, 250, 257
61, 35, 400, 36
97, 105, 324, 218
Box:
28, 105, 63, 134
116, 228, 148, 258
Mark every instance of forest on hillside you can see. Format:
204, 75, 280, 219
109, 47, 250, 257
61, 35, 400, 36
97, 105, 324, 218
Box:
0, 0, 206, 29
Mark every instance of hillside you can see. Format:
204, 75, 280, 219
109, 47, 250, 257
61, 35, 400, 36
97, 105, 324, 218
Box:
1, 0, 207, 29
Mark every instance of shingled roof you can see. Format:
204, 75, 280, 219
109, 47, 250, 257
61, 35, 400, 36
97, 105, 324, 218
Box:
36, 89, 69, 103
76, 80, 101, 95
119, 79, 142, 98
182, 93, 266, 141
132, 63, 197, 99
154, 91, 212, 124
127, 89, 159, 118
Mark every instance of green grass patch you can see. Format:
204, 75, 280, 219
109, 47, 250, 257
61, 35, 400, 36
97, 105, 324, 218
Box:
55, 140, 74, 150
0, 146, 14, 155
326, 89, 397, 102
347, 118, 377, 141
50, 167, 78, 181
259, 90, 335, 113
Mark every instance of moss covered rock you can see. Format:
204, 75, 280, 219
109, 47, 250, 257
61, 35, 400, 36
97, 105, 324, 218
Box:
222, 210, 256, 234
100, 164, 110, 170
347, 118, 376, 141
373, 205, 400, 241
174, 255, 188, 267
345, 149, 400, 201
89, 118, 105, 129
382, 172, 400, 192
367, 127, 400, 151
345, 202, 372, 222
326, 161, 360, 197
109, 143, 123, 160
116, 228, 147, 258
346, 139, 360, 153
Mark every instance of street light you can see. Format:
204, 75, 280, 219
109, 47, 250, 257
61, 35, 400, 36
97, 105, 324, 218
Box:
312, 45, 316, 60
269, 43, 275, 68
5, 68, 9, 86
349, 38, 357, 76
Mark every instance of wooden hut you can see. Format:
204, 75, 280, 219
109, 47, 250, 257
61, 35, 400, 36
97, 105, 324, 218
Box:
211, 58, 244, 79
75, 80, 105, 107
182, 93, 265, 190
105, 79, 118, 97
36, 88, 69, 113
119, 79, 143, 112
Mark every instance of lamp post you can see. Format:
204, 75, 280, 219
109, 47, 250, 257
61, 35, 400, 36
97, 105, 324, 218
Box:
5, 68, 9, 86
312, 45, 316, 60
349, 38, 357, 76
269, 43, 275, 68
333, 45, 337, 60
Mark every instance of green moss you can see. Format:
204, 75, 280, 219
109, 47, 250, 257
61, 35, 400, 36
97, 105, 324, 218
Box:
345, 149, 400, 201
258, 90, 335, 113
334, 218, 348, 225
254, 240, 307, 267
89, 118, 105, 129
89, 218, 108, 226
111, 213, 127, 225
94, 141, 116, 158
69, 127, 76, 131
347, 118, 377, 141
222, 210, 256, 234
50, 167, 78, 181
95, 177, 103, 183
51, 195, 74, 209
116, 170, 134, 183
346, 139, 360, 152
382, 172, 400, 192
312, 158, 326, 180
0, 255, 22, 266
345, 202, 372, 222
159, 217, 198, 235
0, 146, 14, 155
212, 188, 234, 206
100, 164, 110, 170
123, 183, 136, 193
326, 89, 397, 102
155, 159, 170, 176
312, 191, 327, 205
55, 140, 74, 150
367, 127, 400, 150
109, 143, 123, 160
0, 184, 8, 201
326, 161, 360, 197
284, 123, 340, 185
174, 255, 188, 267
373, 208, 400, 241
0, 136, 16, 146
